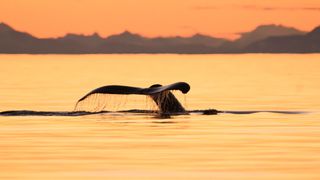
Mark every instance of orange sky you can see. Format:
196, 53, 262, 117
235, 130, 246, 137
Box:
0, 0, 320, 39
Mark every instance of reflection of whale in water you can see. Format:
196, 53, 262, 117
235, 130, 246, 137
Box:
0, 82, 308, 117
0, 109, 308, 117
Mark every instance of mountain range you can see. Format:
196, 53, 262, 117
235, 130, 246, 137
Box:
0, 22, 319, 54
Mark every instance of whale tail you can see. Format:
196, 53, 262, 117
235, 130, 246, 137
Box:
75, 82, 190, 114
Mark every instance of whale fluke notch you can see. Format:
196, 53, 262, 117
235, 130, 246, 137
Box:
75, 82, 190, 114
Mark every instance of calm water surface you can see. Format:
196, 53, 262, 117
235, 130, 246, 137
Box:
0, 54, 320, 179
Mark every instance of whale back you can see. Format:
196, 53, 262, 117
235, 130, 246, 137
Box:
148, 84, 186, 114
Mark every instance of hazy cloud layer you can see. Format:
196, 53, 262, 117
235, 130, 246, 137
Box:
242, 5, 320, 11
193, 5, 320, 11
192, 6, 219, 10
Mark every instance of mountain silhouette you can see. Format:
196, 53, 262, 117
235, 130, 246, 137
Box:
96, 31, 228, 53
0, 22, 90, 53
234, 24, 305, 47
218, 24, 305, 52
60, 33, 103, 49
0, 22, 14, 32
0, 22, 40, 53
0, 22, 319, 53
245, 26, 320, 53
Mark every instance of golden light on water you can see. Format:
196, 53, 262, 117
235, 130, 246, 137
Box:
0, 54, 320, 179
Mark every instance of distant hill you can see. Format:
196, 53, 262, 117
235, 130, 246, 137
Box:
97, 31, 228, 53
0, 22, 39, 53
234, 24, 305, 48
245, 26, 320, 53
0, 22, 319, 53
218, 24, 306, 52
0, 22, 90, 53
59, 33, 104, 49
0, 23, 227, 53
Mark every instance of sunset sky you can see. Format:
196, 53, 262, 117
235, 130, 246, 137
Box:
0, 0, 320, 39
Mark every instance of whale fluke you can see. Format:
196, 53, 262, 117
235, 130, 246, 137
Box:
75, 82, 190, 114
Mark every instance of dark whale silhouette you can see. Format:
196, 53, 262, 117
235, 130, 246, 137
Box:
0, 82, 308, 117
75, 82, 190, 114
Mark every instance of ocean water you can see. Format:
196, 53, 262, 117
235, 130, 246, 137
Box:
0, 54, 320, 179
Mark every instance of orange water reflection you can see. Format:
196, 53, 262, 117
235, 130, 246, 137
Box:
0, 54, 320, 179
